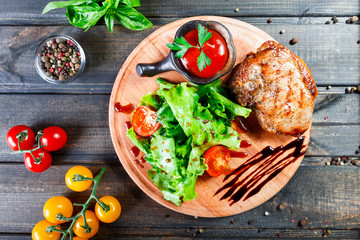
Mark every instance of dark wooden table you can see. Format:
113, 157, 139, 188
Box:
0, 0, 359, 239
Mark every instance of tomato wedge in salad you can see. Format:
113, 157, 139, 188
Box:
132, 106, 161, 137
204, 146, 231, 177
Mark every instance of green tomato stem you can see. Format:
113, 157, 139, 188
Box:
11, 130, 46, 155
93, 195, 110, 213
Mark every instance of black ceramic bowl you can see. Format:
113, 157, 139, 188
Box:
136, 20, 236, 85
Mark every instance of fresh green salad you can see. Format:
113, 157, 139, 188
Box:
127, 78, 251, 206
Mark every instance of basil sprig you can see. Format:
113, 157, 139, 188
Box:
42, 0, 152, 32
167, 24, 212, 72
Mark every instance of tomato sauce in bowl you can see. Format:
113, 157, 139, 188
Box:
136, 20, 236, 85
180, 28, 229, 79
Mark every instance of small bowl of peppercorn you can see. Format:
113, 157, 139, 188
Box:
35, 35, 85, 84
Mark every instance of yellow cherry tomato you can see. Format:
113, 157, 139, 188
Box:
32, 219, 60, 240
65, 166, 93, 192
95, 196, 121, 223
73, 237, 88, 240
43, 196, 73, 224
73, 210, 99, 238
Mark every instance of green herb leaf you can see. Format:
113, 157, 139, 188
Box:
104, 12, 115, 32
43, 0, 151, 32
167, 36, 196, 58
197, 51, 211, 72
114, 4, 152, 30
119, 0, 140, 7
65, 2, 110, 31
114, 0, 121, 8
42, 0, 89, 14
198, 24, 212, 47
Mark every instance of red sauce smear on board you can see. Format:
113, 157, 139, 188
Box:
240, 140, 252, 148
125, 121, 132, 131
115, 102, 134, 114
134, 159, 144, 168
130, 146, 140, 157
139, 156, 146, 163
215, 137, 306, 206
230, 151, 248, 158
179, 28, 228, 79
231, 117, 248, 134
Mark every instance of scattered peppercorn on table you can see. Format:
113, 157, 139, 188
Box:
0, 0, 360, 239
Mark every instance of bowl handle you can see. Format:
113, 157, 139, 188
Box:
136, 54, 176, 77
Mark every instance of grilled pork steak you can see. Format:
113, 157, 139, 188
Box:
229, 40, 318, 136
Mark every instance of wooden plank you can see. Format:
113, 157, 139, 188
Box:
0, 94, 359, 163
0, 164, 359, 235
0, 0, 358, 25
2, 230, 359, 240
0, 21, 359, 94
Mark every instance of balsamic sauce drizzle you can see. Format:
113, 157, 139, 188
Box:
215, 137, 305, 206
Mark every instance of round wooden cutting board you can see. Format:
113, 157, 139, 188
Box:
109, 16, 311, 217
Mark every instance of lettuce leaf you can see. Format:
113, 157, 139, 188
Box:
126, 78, 251, 205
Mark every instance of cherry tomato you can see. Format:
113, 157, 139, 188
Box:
65, 166, 93, 192
32, 219, 61, 240
43, 196, 73, 224
6, 125, 35, 151
132, 106, 161, 137
24, 148, 52, 173
95, 196, 121, 223
40, 126, 67, 152
73, 210, 99, 238
204, 146, 231, 177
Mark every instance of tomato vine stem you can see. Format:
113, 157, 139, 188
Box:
11, 130, 47, 164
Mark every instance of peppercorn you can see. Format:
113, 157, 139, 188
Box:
350, 16, 358, 23
290, 38, 298, 45
41, 56, 48, 62
71, 57, 79, 64
278, 202, 287, 210
299, 218, 308, 226
59, 74, 66, 81
267, 18, 272, 23
325, 21, 330, 24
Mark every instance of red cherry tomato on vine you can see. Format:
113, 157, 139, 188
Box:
6, 125, 35, 151
32, 219, 60, 240
40, 126, 67, 152
73, 210, 99, 238
24, 148, 52, 173
204, 146, 231, 177
95, 196, 121, 223
132, 106, 161, 137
